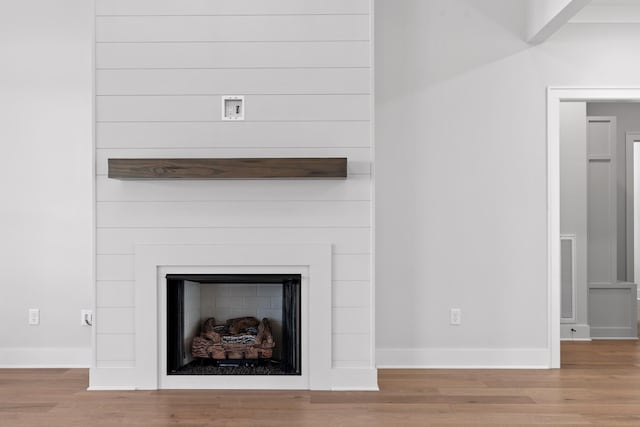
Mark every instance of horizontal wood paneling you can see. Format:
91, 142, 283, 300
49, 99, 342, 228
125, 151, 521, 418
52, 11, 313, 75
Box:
96, 121, 371, 149
96, 254, 370, 282
97, 174, 370, 202
334, 254, 370, 281
96, 0, 370, 16
333, 307, 370, 334
96, 15, 370, 42
333, 254, 371, 281
97, 95, 371, 122
96, 334, 135, 361
96, 308, 135, 334
97, 201, 370, 228
97, 68, 370, 95
97, 281, 134, 307
96, 228, 371, 255
97, 254, 134, 281
332, 360, 370, 369
96, 148, 371, 175
332, 281, 371, 308
96, 360, 136, 368
333, 334, 371, 362
94, 1, 372, 373
96, 42, 370, 69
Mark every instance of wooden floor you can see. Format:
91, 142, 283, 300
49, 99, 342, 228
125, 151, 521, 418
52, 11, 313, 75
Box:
2, 342, 640, 426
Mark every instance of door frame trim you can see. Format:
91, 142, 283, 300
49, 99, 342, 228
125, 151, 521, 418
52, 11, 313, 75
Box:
547, 87, 640, 368
626, 132, 640, 286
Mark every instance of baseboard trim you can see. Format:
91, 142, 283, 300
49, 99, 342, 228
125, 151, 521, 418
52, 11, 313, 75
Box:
591, 337, 639, 340
87, 386, 136, 391
90, 367, 136, 390
376, 347, 550, 369
0, 347, 90, 368
331, 368, 378, 391
560, 323, 591, 340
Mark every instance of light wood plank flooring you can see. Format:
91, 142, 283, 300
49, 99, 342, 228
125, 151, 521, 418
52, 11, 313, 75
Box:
2, 341, 640, 426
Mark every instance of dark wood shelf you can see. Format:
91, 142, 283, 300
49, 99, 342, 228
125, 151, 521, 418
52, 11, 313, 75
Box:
108, 158, 348, 180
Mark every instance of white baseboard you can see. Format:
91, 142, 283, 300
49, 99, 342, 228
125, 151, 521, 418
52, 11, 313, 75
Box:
591, 337, 639, 340
0, 347, 90, 368
560, 323, 591, 340
87, 385, 136, 391
331, 368, 378, 391
89, 367, 137, 390
376, 347, 550, 369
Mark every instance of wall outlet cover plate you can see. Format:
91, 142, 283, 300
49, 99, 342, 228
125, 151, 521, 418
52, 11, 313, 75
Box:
221, 95, 245, 121
28, 308, 40, 325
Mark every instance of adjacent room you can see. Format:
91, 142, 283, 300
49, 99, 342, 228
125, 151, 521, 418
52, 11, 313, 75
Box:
560, 101, 640, 343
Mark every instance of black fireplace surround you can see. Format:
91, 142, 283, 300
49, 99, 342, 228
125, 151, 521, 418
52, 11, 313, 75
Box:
166, 274, 302, 376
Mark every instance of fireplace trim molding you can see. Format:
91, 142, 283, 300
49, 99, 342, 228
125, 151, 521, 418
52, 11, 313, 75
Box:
158, 266, 308, 389
134, 243, 332, 390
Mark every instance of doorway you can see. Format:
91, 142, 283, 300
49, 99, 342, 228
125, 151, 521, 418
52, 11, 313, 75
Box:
549, 88, 640, 368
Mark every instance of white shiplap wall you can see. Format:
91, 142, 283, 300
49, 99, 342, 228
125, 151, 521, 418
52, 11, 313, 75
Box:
93, 0, 373, 382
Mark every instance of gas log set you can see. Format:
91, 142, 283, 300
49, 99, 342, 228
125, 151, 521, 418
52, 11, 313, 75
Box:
191, 316, 275, 364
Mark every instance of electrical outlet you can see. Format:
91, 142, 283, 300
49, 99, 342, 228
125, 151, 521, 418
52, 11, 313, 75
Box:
28, 309, 40, 325
81, 309, 93, 327
450, 308, 461, 326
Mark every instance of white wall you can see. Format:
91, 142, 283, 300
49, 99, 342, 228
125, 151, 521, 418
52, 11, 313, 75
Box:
376, 0, 640, 367
0, 0, 93, 366
92, 0, 373, 386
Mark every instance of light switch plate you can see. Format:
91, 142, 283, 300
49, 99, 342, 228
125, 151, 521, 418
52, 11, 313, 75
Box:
28, 308, 39, 325
450, 308, 461, 326
222, 95, 245, 121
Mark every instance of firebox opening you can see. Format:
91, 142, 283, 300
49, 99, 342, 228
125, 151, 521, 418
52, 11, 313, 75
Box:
166, 274, 302, 376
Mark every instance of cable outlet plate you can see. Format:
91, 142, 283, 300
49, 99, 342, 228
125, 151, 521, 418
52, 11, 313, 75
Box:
81, 309, 93, 327
221, 95, 245, 121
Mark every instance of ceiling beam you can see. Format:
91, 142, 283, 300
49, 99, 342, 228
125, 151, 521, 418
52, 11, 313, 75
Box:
527, 0, 592, 44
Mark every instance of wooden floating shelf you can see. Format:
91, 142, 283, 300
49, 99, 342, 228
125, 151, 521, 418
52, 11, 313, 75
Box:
108, 158, 348, 180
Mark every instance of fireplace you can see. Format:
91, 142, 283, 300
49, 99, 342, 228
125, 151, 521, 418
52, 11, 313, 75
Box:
166, 274, 301, 376
89, 243, 341, 390
87, 236, 377, 390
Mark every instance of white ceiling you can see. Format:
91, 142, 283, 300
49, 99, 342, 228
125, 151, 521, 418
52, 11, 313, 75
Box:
591, 0, 640, 5
571, 0, 640, 23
